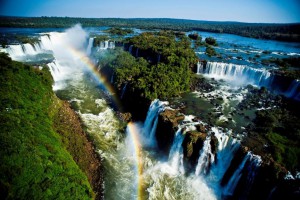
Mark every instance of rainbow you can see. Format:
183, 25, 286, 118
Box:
127, 122, 144, 200
67, 46, 122, 110
68, 46, 144, 199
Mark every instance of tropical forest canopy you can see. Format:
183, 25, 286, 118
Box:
0, 16, 299, 42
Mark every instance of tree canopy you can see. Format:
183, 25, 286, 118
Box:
107, 32, 198, 100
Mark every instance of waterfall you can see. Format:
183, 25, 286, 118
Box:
168, 128, 185, 174
222, 152, 250, 196
109, 41, 115, 49
4, 43, 42, 59
157, 54, 161, 63
110, 73, 114, 84
129, 45, 133, 54
120, 83, 128, 99
135, 48, 139, 57
86, 37, 94, 55
222, 152, 262, 197
210, 128, 240, 183
143, 99, 167, 147
97, 40, 114, 51
239, 153, 262, 198
195, 136, 215, 175
197, 61, 203, 74
203, 62, 272, 87
285, 79, 300, 100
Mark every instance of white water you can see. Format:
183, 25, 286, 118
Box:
120, 83, 128, 99
129, 45, 133, 54
204, 62, 272, 87
285, 79, 300, 100
168, 128, 185, 175
197, 61, 203, 74
96, 40, 115, 51
86, 37, 94, 55
195, 136, 215, 175
3, 25, 267, 200
142, 99, 168, 147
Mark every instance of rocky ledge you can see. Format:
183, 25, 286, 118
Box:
54, 101, 104, 200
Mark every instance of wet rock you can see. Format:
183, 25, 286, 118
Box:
118, 112, 132, 122
156, 109, 185, 153
182, 131, 207, 170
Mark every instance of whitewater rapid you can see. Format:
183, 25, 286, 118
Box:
2, 25, 267, 200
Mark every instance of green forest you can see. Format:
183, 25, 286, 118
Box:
1, 16, 299, 42
0, 53, 94, 199
107, 31, 198, 100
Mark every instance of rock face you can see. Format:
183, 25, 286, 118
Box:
53, 101, 103, 200
182, 131, 207, 171
156, 109, 185, 153
190, 76, 214, 92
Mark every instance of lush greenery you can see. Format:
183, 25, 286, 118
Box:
205, 37, 217, 46
205, 46, 217, 57
108, 32, 198, 100
104, 27, 133, 36
93, 35, 110, 46
1, 17, 299, 42
262, 56, 300, 79
0, 35, 41, 48
255, 108, 300, 171
241, 87, 300, 172
0, 53, 93, 199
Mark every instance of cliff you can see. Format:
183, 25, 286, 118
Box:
0, 53, 102, 199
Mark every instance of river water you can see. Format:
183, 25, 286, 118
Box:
1, 25, 299, 199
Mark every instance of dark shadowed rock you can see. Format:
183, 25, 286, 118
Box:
156, 109, 185, 153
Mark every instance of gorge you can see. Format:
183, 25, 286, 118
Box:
0, 24, 299, 200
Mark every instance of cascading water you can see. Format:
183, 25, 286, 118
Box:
285, 79, 300, 100
222, 152, 262, 198
197, 61, 203, 74
168, 128, 185, 175
195, 136, 215, 175
97, 40, 115, 50
203, 61, 300, 100
203, 62, 272, 87
142, 99, 167, 147
129, 45, 133, 54
3, 25, 269, 200
136, 48, 139, 57
86, 37, 94, 55
120, 83, 128, 99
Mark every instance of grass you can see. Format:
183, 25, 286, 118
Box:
0, 53, 93, 199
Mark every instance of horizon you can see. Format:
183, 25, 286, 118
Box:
1, 15, 300, 25
1, 0, 300, 24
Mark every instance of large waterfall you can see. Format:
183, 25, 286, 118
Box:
142, 99, 168, 147
203, 62, 272, 87
2, 25, 269, 199
139, 100, 263, 199
202, 61, 300, 100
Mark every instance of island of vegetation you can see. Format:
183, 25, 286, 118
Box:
0, 53, 103, 199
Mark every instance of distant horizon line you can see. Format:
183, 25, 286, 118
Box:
1, 15, 299, 25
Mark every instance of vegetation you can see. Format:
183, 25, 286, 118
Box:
240, 87, 300, 172
104, 27, 133, 36
1, 35, 41, 48
205, 46, 217, 57
262, 56, 300, 79
108, 32, 198, 100
0, 17, 299, 42
93, 35, 110, 46
0, 53, 93, 199
254, 108, 300, 171
205, 37, 217, 46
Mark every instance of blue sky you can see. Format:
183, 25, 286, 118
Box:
1, 0, 299, 23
